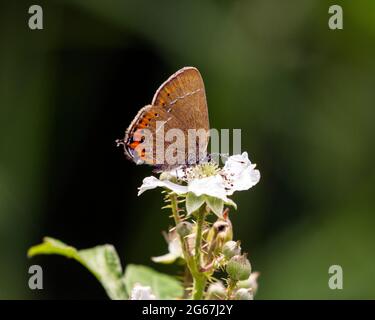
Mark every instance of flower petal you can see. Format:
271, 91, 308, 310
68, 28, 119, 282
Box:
152, 232, 183, 264
168, 236, 183, 257
222, 152, 260, 195
188, 175, 230, 203
130, 284, 156, 300
151, 253, 180, 264
138, 176, 188, 196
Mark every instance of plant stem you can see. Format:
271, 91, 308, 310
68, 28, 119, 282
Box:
169, 194, 195, 286
170, 193, 181, 224
170, 194, 207, 300
192, 204, 207, 299
194, 205, 206, 270
192, 274, 206, 300
170, 194, 190, 259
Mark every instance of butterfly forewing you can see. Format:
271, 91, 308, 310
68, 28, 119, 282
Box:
122, 67, 210, 169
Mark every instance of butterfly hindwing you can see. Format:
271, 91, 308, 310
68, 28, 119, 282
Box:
122, 67, 210, 168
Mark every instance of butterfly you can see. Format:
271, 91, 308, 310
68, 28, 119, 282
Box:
117, 67, 210, 171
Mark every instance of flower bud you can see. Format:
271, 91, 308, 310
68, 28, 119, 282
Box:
237, 272, 260, 295
222, 240, 241, 259
206, 281, 226, 300
176, 221, 193, 238
226, 254, 252, 281
213, 219, 233, 243
234, 288, 253, 300
205, 217, 233, 257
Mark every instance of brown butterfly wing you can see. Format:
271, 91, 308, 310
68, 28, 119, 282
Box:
152, 67, 209, 133
122, 67, 209, 168
152, 67, 210, 163
122, 105, 185, 165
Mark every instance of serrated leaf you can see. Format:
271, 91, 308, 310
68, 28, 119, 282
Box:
205, 196, 224, 217
186, 192, 205, 215
28, 237, 127, 300
124, 264, 183, 299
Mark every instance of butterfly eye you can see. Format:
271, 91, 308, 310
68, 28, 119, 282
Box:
154, 113, 159, 117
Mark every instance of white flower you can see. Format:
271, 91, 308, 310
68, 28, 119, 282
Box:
248, 272, 260, 295
137, 152, 260, 214
151, 231, 183, 264
188, 175, 231, 203
234, 288, 254, 300
130, 283, 156, 300
221, 152, 260, 195
206, 281, 226, 300
237, 271, 260, 295
138, 176, 188, 196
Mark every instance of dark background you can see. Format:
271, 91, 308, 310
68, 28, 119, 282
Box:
0, 0, 374, 299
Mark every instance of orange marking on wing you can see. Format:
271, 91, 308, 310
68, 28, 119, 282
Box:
129, 142, 140, 149
136, 147, 154, 164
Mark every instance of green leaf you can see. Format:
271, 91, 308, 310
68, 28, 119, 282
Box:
186, 192, 205, 215
205, 195, 224, 217
124, 264, 183, 299
28, 237, 127, 300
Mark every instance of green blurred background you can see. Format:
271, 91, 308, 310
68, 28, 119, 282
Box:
0, 0, 374, 299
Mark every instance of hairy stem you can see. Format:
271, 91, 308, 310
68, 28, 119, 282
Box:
170, 194, 207, 299
192, 274, 206, 300
170, 193, 181, 224
192, 204, 207, 299
194, 205, 206, 271
170, 194, 190, 259
170, 194, 195, 290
